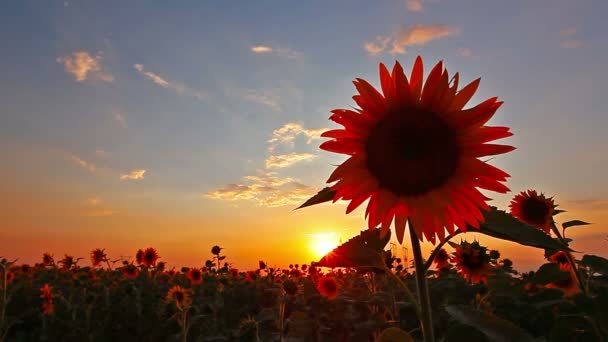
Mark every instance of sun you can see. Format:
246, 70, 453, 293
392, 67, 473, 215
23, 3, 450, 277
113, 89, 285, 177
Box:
309, 233, 339, 258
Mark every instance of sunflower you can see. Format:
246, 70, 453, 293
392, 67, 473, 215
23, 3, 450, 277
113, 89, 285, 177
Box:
317, 276, 339, 300
433, 248, 450, 270
321, 57, 513, 244
90, 248, 106, 267
509, 190, 556, 234
142, 247, 159, 267
123, 264, 139, 278
3, 271, 15, 284
549, 251, 569, 266
42, 253, 54, 267
59, 255, 76, 270
135, 249, 144, 265
452, 241, 493, 284
546, 264, 581, 297
40, 284, 54, 316
186, 268, 203, 285
166, 285, 194, 311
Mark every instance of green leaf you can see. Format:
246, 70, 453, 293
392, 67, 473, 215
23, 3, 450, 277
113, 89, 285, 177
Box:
445, 305, 535, 342
313, 228, 390, 269
295, 187, 336, 209
580, 254, 608, 275
562, 220, 591, 230
531, 263, 571, 285
553, 209, 567, 215
472, 207, 569, 251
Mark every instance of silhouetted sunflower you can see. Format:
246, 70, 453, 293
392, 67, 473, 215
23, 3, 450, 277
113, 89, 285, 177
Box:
186, 268, 203, 285
317, 276, 339, 300
142, 247, 159, 267
453, 241, 492, 284
321, 57, 514, 244
166, 285, 194, 311
90, 248, 106, 267
509, 190, 556, 234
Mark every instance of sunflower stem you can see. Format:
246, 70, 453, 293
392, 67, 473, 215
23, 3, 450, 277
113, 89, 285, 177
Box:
409, 222, 435, 342
423, 229, 463, 271
550, 223, 586, 294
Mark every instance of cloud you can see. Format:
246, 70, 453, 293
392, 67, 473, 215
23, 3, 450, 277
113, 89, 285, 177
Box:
560, 40, 583, 49
251, 45, 273, 53
250, 45, 302, 60
456, 47, 480, 60
265, 152, 316, 169
70, 155, 96, 172
268, 123, 327, 152
114, 111, 127, 128
406, 0, 424, 12
133, 64, 208, 101
120, 169, 146, 180
390, 24, 460, 54
559, 27, 577, 37
364, 24, 459, 55
57, 51, 113, 82
364, 36, 391, 55
94, 150, 110, 159
206, 172, 316, 207
244, 89, 281, 111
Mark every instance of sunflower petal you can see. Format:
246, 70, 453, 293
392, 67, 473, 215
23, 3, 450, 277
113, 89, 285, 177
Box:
449, 78, 481, 111
410, 56, 424, 100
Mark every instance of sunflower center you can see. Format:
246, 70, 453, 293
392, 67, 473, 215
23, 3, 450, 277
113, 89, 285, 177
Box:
365, 107, 459, 196
521, 198, 550, 225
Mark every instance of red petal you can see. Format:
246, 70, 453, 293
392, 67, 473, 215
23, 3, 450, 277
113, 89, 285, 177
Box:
392, 61, 413, 106
410, 56, 424, 100
449, 78, 481, 111
320, 139, 364, 155
379, 63, 395, 102
421, 61, 444, 106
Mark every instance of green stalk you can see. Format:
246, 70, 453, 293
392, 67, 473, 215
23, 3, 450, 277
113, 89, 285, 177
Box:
550, 222, 586, 294
409, 222, 435, 342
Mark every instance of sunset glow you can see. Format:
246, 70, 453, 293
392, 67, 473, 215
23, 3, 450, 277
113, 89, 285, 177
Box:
309, 233, 340, 259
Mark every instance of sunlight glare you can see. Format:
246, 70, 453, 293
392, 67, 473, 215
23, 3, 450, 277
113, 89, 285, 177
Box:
310, 233, 339, 258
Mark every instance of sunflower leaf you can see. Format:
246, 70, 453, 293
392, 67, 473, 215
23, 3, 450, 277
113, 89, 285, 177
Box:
295, 187, 336, 210
580, 255, 608, 275
312, 228, 390, 269
445, 305, 535, 342
472, 207, 570, 251
531, 263, 571, 285
562, 220, 591, 230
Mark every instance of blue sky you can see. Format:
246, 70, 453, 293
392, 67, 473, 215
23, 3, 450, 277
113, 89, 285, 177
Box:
1, 0, 607, 269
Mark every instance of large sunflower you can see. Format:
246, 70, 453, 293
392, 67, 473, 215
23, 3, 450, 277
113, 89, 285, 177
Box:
321, 57, 514, 243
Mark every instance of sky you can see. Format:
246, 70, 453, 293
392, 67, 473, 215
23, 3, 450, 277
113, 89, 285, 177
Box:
1, 0, 607, 271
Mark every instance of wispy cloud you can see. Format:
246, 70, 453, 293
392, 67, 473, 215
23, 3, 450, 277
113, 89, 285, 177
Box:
560, 40, 583, 49
114, 111, 127, 128
133, 64, 208, 101
206, 171, 316, 207
456, 47, 480, 60
94, 150, 110, 159
558, 26, 583, 49
559, 27, 577, 37
364, 36, 391, 55
70, 155, 96, 172
406, 0, 424, 12
391, 24, 459, 54
57, 51, 113, 82
364, 24, 459, 55
268, 123, 327, 153
120, 169, 146, 180
243, 89, 281, 111
265, 152, 316, 169
250, 45, 303, 60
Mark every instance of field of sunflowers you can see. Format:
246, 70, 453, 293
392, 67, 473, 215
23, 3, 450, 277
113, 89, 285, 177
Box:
1, 214, 607, 342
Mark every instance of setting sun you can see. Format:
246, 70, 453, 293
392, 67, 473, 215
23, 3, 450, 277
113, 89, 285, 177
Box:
309, 233, 340, 258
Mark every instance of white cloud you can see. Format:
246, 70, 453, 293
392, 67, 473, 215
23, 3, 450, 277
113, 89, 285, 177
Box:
120, 169, 146, 180
114, 111, 127, 128
560, 40, 583, 49
95, 150, 110, 159
267, 122, 327, 152
559, 27, 577, 37
244, 89, 281, 111
363, 24, 459, 55
206, 172, 316, 207
71, 155, 96, 172
57, 51, 113, 82
251, 45, 273, 53
456, 47, 480, 60
364, 36, 391, 55
134, 64, 208, 101
250, 45, 302, 60
390, 24, 460, 54
406, 0, 424, 12
265, 152, 316, 169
